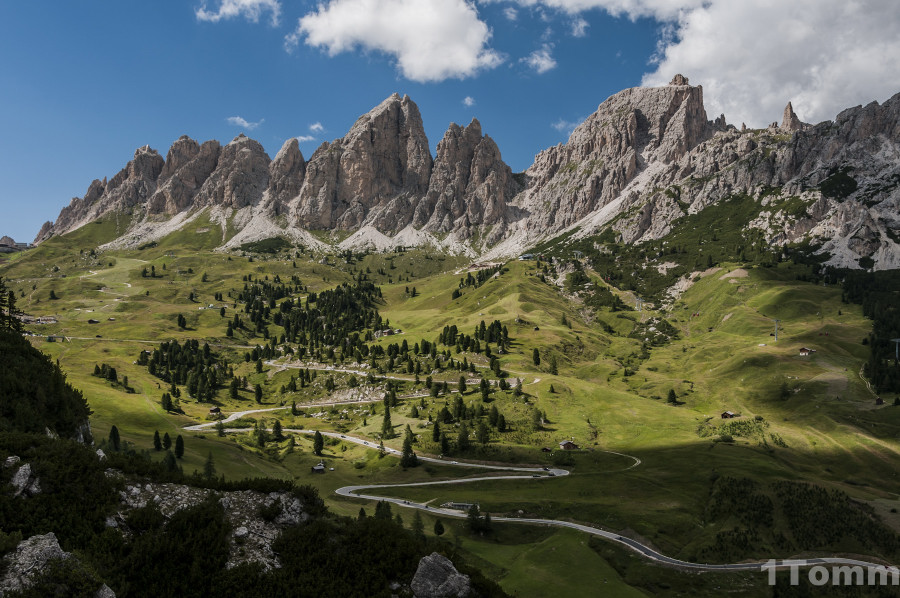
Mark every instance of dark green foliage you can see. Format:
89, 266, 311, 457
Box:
108, 425, 121, 452
140, 339, 224, 402
0, 433, 117, 550
0, 331, 92, 438
313, 430, 324, 456
174, 435, 184, 458
842, 269, 900, 393
433, 520, 445, 536
239, 237, 292, 254
153, 430, 161, 451
820, 167, 858, 199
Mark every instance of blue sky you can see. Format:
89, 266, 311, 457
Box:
2, 0, 898, 242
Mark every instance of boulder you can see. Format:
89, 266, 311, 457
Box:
410, 553, 471, 598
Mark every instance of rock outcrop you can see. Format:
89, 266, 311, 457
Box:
413, 119, 519, 244
0, 533, 69, 594
194, 135, 270, 210
148, 137, 221, 215
517, 74, 712, 235
267, 138, 306, 217
781, 101, 805, 132
410, 553, 471, 598
294, 93, 432, 231
9, 462, 41, 498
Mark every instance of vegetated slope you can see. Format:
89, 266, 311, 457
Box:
0, 330, 92, 440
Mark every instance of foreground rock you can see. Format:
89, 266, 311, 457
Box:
411, 552, 472, 598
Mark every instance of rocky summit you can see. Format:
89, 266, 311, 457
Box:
35, 77, 900, 269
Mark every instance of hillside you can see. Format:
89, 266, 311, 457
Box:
2, 217, 899, 595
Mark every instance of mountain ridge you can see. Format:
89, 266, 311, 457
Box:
34, 76, 900, 270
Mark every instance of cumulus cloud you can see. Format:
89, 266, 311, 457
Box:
503, 6, 519, 20
296, 135, 317, 142
463, 96, 476, 107
496, 0, 900, 127
290, 0, 504, 82
226, 116, 264, 130
522, 44, 556, 73
196, 0, 281, 26
309, 122, 324, 133
570, 17, 588, 37
640, 0, 900, 127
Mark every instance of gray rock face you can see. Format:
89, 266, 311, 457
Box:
0, 235, 15, 246
781, 101, 806, 132
410, 553, 471, 598
0, 533, 68, 594
10, 463, 41, 497
414, 119, 519, 245
194, 135, 270, 210
295, 93, 433, 231
267, 138, 306, 217
520, 78, 711, 234
148, 137, 221, 215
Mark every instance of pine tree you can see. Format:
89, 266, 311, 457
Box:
216, 421, 225, 437
433, 519, 445, 536
458, 375, 467, 394
532, 348, 540, 366
667, 389, 677, 404
457, 422, 470, 452
174, 434, 184, 459
108, 425, 121, 452
254, 384, 263, 404
489, 405, 499, 427
480, 378, 490, 401
476, 421, 490, 445
313, 430, 324, 456
400, 434, 418, 468
203, 451, 216, 479
153, 430, 162, 451
497, 414, 507, 432
273, 419, 284, 441
163, 432, 172, 450
432, 420, 441, 442
381, 403, 393, 439
412, 510, 425, 538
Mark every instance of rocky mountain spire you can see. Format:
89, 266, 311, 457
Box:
781, 101, 805, 132
267, 138, 306, 217
294, 93, 433, 231
148, 136, 221, 215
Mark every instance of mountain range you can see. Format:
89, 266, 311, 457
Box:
35, 75, 900, 270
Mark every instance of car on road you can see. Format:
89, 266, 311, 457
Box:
532, 474, 541, 478
542, 467, 549, 471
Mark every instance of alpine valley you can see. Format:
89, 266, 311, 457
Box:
1, 77, 900, 597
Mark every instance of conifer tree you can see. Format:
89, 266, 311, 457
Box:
153, 430, 162, 451
203, 451, 216, 479
313, 430, 324, 456
108, 425, 121, 452
174, 434, 184, 459
433, 519, 445, 536
163, 432, 172, 450
381, 403, 393, 438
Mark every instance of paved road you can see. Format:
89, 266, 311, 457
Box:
186, 407, 896, 574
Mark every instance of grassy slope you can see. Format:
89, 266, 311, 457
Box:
3, 221, 899, 596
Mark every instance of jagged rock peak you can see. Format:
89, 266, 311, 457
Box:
295, 93, 432, 231
670, 74, 690, 86
148, 137, 221, 215
267, 138, 306, 215
194, 135, 270, 210
781, 101, 805, 132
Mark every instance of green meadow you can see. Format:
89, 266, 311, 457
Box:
3, 210, 899, 596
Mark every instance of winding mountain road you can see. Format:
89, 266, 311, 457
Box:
186, 407, 896, 574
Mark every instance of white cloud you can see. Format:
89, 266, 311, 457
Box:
570, 17, 588, 37
309, 122, 324, 133
226, 116, 264, 130
291, 0, 503, 82
522, 44, 556, 73
486, 0, 702, 20
503, 6, 519, 20
196, 0, 281, 26
640, 0, 900, 127
552, 118, 581, 136
463, 96, 476, 107
296, 135, 317, 142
